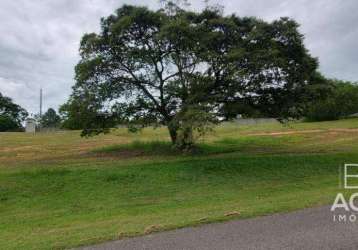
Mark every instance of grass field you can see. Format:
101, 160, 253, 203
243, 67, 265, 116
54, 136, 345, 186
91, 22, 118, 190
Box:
1, 118, 358, 249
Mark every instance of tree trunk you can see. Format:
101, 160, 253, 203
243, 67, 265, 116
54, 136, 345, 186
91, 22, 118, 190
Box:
181, 127, 194, 150
168, 124, 194, 151
168, 125, 178, 145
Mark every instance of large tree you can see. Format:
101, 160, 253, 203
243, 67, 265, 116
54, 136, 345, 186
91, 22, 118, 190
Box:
0, 92, 28, 131
65, 3, 318, 148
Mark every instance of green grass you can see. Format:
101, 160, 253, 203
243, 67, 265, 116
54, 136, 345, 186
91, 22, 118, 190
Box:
1, 118, 358, 249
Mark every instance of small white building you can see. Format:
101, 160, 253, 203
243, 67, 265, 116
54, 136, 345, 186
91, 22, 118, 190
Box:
25, 118, 36, 133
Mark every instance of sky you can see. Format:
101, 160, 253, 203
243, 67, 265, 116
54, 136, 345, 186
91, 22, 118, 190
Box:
0, 0, 357, 115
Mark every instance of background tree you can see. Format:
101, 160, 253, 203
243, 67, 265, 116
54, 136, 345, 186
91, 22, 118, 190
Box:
60, 98, 87, 130
65, 3, 318, 149
0, 92, 28, 132
60, 93, 117, 134
305, 79, 358, 121
40, 108, 61, 128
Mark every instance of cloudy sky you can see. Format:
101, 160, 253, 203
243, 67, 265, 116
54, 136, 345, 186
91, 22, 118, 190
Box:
0, 0, 357, 114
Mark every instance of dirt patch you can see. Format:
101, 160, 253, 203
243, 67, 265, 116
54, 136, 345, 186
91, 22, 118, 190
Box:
224, 211, 241, 217
245, 128, 358, 137
247, 129, 323, 136
144, 224, 163, 234
329, 128, 358, 133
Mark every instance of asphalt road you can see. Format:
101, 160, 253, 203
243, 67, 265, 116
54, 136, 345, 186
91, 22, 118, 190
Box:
79, 206, 358, 250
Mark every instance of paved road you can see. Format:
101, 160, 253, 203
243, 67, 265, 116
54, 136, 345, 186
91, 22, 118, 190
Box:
80, 206, 358, 250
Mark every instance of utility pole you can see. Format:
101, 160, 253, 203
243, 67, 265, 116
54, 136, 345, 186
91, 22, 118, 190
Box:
40, 88, 43, 118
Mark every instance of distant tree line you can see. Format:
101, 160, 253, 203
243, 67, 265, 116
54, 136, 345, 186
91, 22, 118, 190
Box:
304, 77, 358, 121
219, 73, 358, 121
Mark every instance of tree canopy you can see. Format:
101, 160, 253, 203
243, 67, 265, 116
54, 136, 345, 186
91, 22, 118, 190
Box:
0, 92, 28, 131
40, 108, 61, 128
64, 3, 319, 149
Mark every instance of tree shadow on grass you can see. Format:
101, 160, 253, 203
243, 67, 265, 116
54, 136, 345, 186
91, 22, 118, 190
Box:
90, 139, 245, 158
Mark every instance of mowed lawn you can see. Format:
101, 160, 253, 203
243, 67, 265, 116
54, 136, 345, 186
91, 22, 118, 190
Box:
1, 119, 358, 249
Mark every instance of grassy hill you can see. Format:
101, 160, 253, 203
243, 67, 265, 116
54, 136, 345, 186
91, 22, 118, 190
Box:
1, 118, 358, 249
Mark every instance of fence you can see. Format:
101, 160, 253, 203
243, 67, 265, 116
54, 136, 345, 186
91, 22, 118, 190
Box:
234, 118, 278, 125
